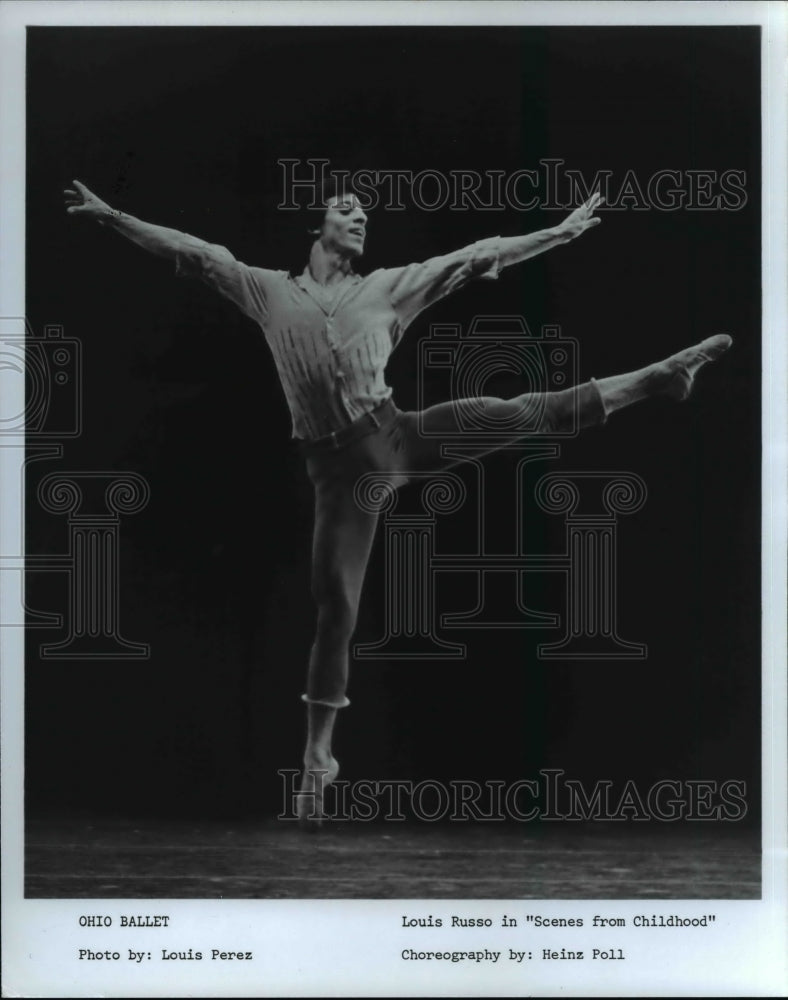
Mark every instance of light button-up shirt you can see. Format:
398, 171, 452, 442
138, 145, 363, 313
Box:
175, 236, 501, 440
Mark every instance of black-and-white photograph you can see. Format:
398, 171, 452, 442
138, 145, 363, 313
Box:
2, 2, 786, 997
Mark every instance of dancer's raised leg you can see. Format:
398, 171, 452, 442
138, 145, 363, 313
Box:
398, 333, 732, 472
594, 334, 732, 416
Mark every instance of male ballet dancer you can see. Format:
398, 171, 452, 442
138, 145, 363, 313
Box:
64, 178, 731, 827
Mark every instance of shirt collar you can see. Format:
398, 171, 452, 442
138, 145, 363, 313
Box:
293, 266, 360, 291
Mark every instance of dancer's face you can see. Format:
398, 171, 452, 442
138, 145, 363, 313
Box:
319, 194, 368, 258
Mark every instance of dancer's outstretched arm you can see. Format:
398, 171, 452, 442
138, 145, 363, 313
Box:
64, 179, 207, 260
497, 191, 604, 268
64, 179, 272, 320
386, 191, 605, 336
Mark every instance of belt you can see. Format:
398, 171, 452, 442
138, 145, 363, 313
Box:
297, 398, 397, 454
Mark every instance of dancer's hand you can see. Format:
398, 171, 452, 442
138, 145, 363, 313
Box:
63, 180, 114, 220
557, 191, 604, 241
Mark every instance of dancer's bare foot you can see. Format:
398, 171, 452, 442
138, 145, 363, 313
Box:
654, 334, 733, 401
297, 750, 339, 832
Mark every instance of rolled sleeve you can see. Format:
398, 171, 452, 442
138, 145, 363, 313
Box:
174, 239, 270, 323
468, 236, 501, 282
387, 237, 501, 331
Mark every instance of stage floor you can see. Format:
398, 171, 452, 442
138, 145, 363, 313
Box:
25, 816, 760, 899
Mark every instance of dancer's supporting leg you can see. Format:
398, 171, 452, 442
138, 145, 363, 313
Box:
297, 467, 379, 829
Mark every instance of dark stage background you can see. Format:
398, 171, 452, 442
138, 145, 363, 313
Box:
25, 27, 760, 821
